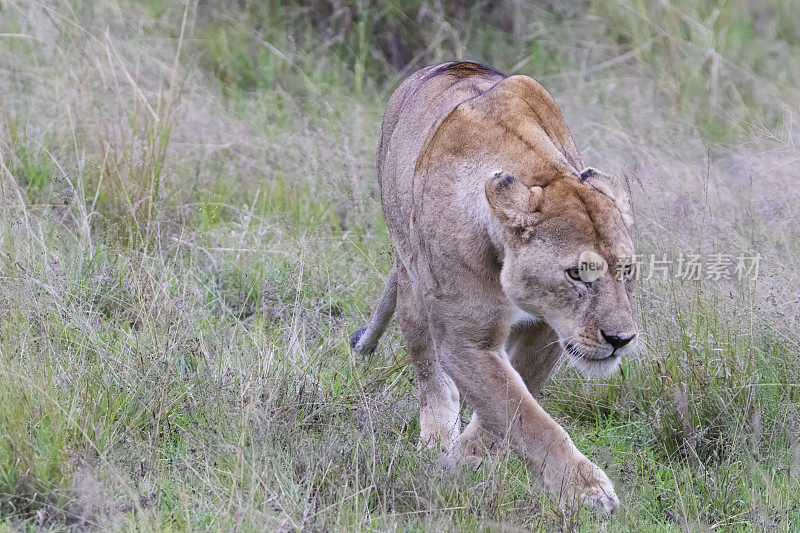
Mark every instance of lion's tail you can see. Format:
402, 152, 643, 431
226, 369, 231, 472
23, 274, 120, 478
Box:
351, 260, 399, 355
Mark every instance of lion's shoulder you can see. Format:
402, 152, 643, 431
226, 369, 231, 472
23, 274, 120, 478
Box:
454, 74, 585, 172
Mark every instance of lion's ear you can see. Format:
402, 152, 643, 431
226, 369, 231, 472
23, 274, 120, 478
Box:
485, 171, 543, 228
580, 167, 633, 226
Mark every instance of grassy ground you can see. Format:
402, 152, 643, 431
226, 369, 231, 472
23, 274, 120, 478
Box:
1, 0, 799, 530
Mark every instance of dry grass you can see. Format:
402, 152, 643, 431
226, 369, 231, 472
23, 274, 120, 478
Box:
0, 0, 799, 530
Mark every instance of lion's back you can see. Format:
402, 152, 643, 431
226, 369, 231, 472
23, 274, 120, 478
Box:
377, 62, 506, 261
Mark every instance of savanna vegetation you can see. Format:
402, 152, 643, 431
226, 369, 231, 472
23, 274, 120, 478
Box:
0, 0, 799, 530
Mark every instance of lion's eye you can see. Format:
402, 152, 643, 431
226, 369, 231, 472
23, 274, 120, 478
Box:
566, 267, 582, 281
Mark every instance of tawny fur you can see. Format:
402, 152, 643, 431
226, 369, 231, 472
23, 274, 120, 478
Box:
352, 61, 638, 514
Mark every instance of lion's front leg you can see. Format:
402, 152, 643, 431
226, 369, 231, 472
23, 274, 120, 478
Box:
452, 320, 567, 465
439, 340, 619, 514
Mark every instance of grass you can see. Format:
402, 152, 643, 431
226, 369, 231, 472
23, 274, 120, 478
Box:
0, 0, 799, 530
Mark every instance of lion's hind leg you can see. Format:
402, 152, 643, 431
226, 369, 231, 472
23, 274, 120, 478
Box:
449, 412, 500, 468
396, 268, 460, 451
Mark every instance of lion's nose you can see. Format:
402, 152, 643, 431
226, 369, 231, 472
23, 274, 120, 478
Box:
600, 330, 635, 350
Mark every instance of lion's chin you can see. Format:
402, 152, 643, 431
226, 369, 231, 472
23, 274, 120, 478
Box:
565, 344, 623, 378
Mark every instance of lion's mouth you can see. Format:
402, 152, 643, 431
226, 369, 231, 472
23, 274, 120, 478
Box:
565, 342, 619, 362
563, 342, 624, 377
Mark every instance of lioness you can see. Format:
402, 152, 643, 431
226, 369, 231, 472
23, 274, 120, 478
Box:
352, 61, 637, 513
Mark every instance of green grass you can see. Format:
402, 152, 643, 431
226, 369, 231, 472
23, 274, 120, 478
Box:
0, 0, 799, 530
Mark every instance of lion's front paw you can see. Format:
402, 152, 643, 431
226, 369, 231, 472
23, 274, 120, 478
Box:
575, 461, 619, 514
579, 479, 619, 514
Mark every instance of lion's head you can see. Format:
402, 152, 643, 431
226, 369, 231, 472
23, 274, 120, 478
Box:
486, 167, 638, 376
